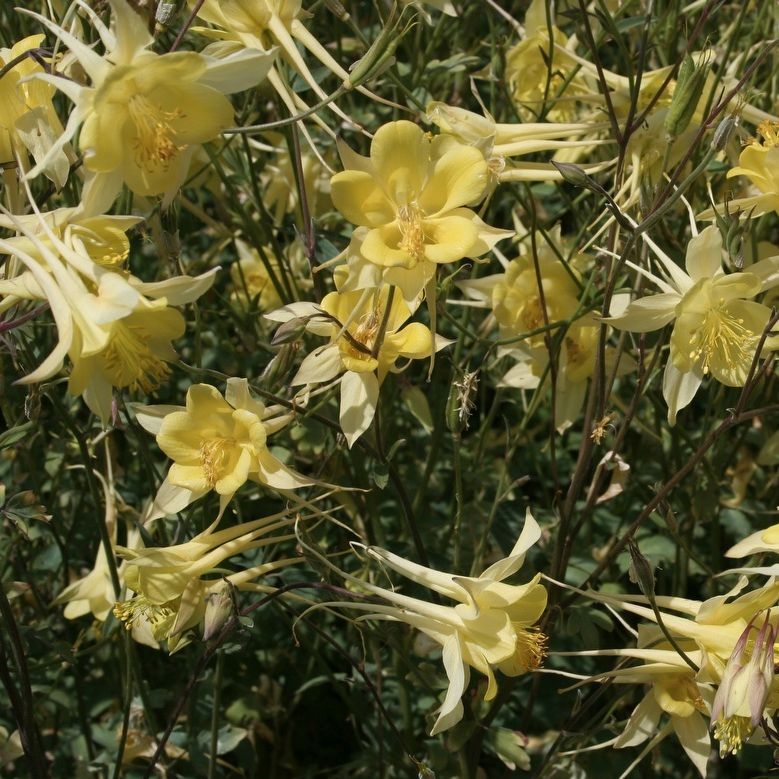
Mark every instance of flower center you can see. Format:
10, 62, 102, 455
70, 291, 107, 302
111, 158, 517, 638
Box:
127, 93, 185, 171
514, 625, 548, 671
340, 308, 382, 363
397, 204, 425, 263
713, 713, 753, 757
103, 323, 171, 393
200, 438, 234, 488
756, 119, 779, 147
687, 303, 752, 375
113, 596, 175, 630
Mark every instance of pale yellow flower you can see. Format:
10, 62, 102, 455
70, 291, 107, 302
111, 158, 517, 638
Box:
504, 0, 593, 123
190, 0, 380, 134
271, 285, 443, 446
607, 226, 779, 424
26, 0, 272, 200
711, 613, 777, 757
556, 575, 779, 772
325, 511, 546, 734
113, 511, 302, 652
720, 121, 779, 219
330, 120, 511, 302
0, 204, 216, 421
229, 240, 284, 312
136, 378, 310, 517
0, 35, 69, 188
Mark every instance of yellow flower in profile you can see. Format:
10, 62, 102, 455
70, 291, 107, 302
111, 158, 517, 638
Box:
557, 574, 779, 773
721, 120, 779, 219
26, 0, 272, 200
325, 510, 546, 734
331, 120, 511, 301
711, 613, 777, 757
607, 226, 779, 424
0, 204, 217, 422
113, 511, 302, 652
136, 378, 310, 518
271, 284, 443, 446
0, 35, 69, 187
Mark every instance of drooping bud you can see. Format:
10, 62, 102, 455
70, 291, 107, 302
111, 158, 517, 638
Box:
203, 580, 235, 641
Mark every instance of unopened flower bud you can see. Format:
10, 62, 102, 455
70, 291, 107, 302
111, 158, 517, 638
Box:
345, 10, 403, 89
665, 54, 709, 139
711, 113, 739, 152
203, 581, 234, 641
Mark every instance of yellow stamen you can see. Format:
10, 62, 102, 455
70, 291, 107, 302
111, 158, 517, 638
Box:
127, 93, 184, 171
113, 596, 174, 630
103, 323, 171, 393
199, 438, 233, 488
757, 119, 779, 147
340, 308, 382, 362
713, 714, 753, 757
514, 625, 547, 671
687, 303, 753, 375
397, 204, 425, 263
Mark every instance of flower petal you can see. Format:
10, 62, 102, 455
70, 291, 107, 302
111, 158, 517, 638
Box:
340, 371, 379, 448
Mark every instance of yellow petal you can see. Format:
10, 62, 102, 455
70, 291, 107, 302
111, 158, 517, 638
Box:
418, 138, 488, 214
370, 121, 429, 206
331, 169, 395, 227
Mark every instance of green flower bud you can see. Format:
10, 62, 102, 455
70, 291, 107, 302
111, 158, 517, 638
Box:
664, 54, 709, 139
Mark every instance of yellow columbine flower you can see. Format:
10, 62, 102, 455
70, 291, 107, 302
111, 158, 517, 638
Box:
229, 240, 284, 312
113, 511, 302, 652
721, 120, 779, 219
504, 0, 594, 123
607, 225, 779, 424
557, 649, 712, 777
272, 285, 443, 446
326, 510, 546, 734
711, 612, 777, 757
458, 228, 582, 343
330, 120, 511, 302
190, 0, 382, 132
0, 34, 69, 188
26, 0, 272, 200
136, 379, 310, 518
0, 206, 217, 421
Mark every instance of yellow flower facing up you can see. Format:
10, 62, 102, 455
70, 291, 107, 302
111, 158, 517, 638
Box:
458, 228, 583, 343
26, 0, 272, 200
330, 120, 512, 302
270, 284, 444, 446
607, 225, 779, 424
325, 510, 547, 735
136, 378, 310, 518
113, 511, 302, 652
